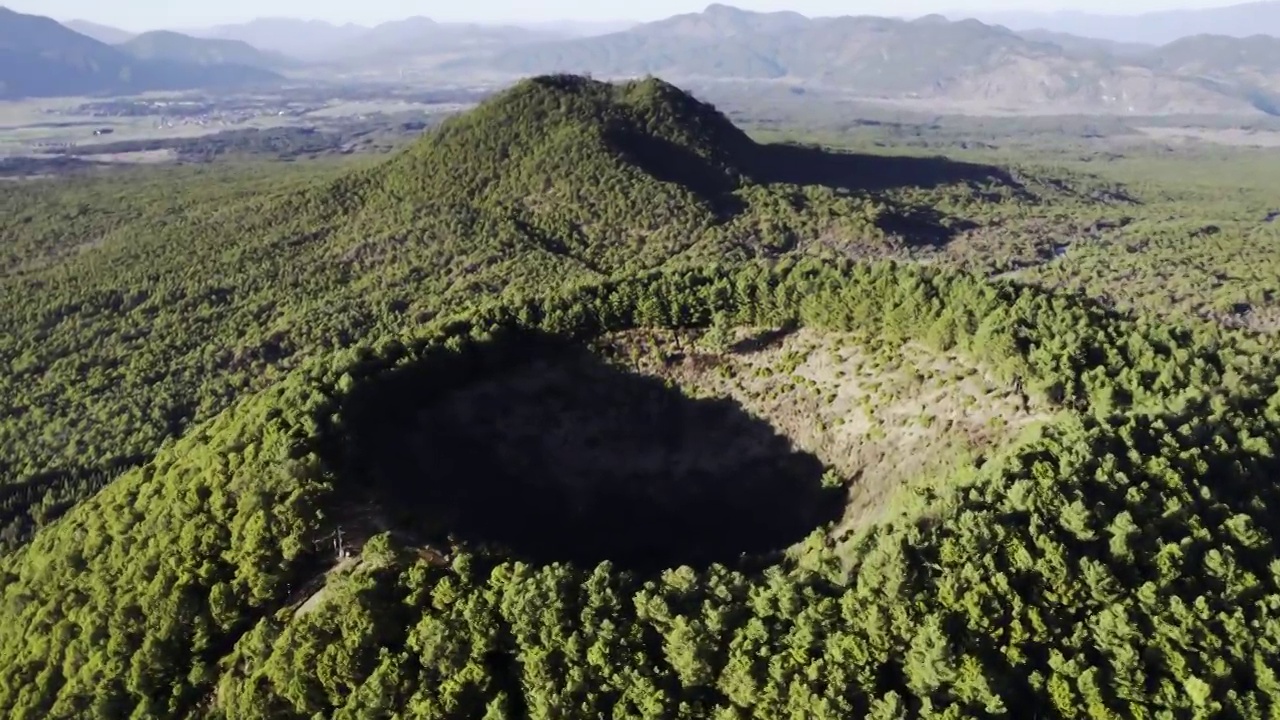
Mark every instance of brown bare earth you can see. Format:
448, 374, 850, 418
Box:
601, 327, 1053, 536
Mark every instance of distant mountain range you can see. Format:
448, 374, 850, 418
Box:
118, 30, 295, 70
1016, 29, 1155, 59
181, 16, 631, 62
325, 17, 565, 64
0, 8, 280, 99
457, 4, 1280, 115
1148, 33, 1280, 82
63, 19, 135, 45
19, 3, 1280, 115
966, 1, 1280, 46
185, 18, 369, 61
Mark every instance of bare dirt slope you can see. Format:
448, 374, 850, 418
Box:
603, 327, 1054, 534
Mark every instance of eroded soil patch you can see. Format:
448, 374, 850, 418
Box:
603, 327, 1053, 533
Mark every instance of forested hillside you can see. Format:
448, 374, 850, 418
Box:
5, 74, 1280, 719
0, 75, 1016, 549
4, 260, 1280, 718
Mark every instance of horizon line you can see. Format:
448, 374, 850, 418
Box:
40, 0, 1267, 34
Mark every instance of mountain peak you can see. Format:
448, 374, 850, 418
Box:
63, 18, 136, 44
704, 3, 747, 15
129, 29, 190, 41
412, 73, 752, 175
375, 15, 438, 28
329, 73, 771, 253
118, 29, 288, 70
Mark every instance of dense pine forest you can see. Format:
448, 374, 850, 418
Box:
4, 75, 1280, 719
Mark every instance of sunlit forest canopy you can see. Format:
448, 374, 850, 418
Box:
5, 256, 1280, 718
4, 73, 1280, 719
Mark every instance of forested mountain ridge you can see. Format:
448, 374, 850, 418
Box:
0, 75, 1022, 549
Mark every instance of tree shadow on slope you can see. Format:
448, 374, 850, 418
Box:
877, 207, 981, 248
602, 130, 1023, 221
326, 331, 842, 572
605, 127, 747, 218
745, 142, 1026, 194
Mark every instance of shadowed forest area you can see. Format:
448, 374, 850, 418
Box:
746, 141, 1024, 194
328, 334, 841, 570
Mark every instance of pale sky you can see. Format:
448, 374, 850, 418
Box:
5, 0, 1253, 30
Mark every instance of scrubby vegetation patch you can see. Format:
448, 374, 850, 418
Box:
603, 326, 1054, 533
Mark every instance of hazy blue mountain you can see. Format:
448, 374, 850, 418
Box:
0, 8, 280, 99
467, 5, 1267, 115
118, 30, 295, 70
1145, 33, 1280, 76
961, 1, 1280, 46
329, 16, 566, 61
516, 20, 640, 37
187, 18, 369, 61
183, 15, 572, 64
1140, 33, 1280, 111
63, 19, 135, 45
1018, 28, 1155, 58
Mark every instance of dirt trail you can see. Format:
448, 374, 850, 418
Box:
293, 556, 359, 618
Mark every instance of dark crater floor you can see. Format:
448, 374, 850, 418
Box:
325, 330, 842, 571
